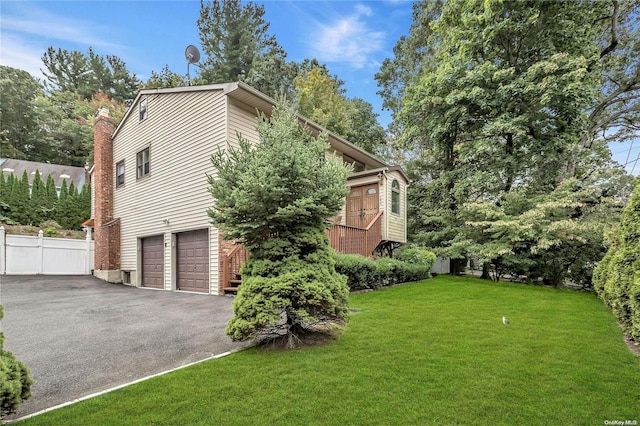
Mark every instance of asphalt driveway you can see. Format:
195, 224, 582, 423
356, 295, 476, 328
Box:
0, 276, 250, 420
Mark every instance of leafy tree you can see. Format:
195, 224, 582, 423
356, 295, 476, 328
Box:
38, 92, 126, 166
208, 103, 351, 347
197, 0, 297, 98
294, 62, 386, 154
379, 0, 637, 282
294, 64, 352, 135
0, 305, 33, 417
0, 66, 49, 161
593, 178, 640, 341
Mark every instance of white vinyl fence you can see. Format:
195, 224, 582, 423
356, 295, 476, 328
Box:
0, 227, 94, 275
431, 257, 451, 274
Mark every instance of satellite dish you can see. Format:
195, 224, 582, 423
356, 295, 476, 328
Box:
185, 45, 200, 64
185, 45, 201, 86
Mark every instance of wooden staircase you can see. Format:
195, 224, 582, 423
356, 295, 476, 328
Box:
220, 211, 384, 294
221, 244, 249, 294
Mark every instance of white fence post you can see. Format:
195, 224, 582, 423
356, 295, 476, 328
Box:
0, 226, 5, 275
37, 230, 44, 274
84, 227, 92, 274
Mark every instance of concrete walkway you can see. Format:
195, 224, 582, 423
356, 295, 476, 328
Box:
1, 276, 249, 420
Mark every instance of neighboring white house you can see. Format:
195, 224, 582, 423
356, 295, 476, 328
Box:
87, 82, 409, 295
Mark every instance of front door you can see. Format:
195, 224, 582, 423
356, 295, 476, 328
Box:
346, 184, 379, 228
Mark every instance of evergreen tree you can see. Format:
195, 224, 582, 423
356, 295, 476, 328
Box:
197, 0, 297, 98
209, 103, 351, 347
593, 178, 640, 341
43, 174, 58, 222
8, 171, 30, 225
56, 180, 69, 228
0, 173, 8, 221
41, 46, 140, 103
0, 305, 33, 416
29, 170, 46, 226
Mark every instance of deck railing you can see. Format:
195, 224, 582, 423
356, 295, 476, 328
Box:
326, 211, 383, 258
220, 244, 250, 292
221, 211, 384, 292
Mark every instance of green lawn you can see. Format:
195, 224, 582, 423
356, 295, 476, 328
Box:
19, 276, 640, 425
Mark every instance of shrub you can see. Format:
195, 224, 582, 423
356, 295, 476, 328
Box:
0, 305, 32, 417
334, 251, 433, 291
43, 227, 59, 237
396, 246, 437, 269
593, 179, 640, 341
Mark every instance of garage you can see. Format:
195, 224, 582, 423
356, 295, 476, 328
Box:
177, 229, 209, 293
141, 235, 164, 289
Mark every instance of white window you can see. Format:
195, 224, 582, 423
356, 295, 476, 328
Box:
116, 160, 125, 187
139, 97, 148, 121
391, 179, 400, 215
136, 148, 150, 179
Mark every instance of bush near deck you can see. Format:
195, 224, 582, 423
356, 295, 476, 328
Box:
334, 247, 435, 291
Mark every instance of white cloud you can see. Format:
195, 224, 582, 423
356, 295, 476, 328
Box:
0, 34, 48, 80
309, 4, 385, 69
0, 4, 129, 80
1, 6, 122, 50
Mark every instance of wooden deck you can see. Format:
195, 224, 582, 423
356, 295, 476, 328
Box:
220, 211, 384, 293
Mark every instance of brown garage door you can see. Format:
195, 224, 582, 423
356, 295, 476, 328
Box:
177, 229, 209, 293
142, 235, 164, 289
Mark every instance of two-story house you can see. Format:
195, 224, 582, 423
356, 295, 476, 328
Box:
89, 82, 408, 295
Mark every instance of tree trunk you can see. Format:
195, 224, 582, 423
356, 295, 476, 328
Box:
480, 263, 491, 280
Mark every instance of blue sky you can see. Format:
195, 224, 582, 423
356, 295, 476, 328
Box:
1, 0, 638, 174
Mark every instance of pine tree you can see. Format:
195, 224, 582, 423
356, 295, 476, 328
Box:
209, 103, 351, 347
29, 170, 46, 226
56, 179, 69, 228
593, 178, 640, 341
43, 174, 58, 222
8, 171, 31, 225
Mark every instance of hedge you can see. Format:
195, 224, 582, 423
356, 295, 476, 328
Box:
593, 178, 640, 341
334, 248, 435, 291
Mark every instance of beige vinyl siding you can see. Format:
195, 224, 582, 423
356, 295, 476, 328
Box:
113, 89, 226, 293
227, 98, 261, 148
386, 170, 407, 243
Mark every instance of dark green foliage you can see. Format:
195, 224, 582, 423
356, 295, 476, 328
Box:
209, 103, 351, 346
0, 305, 33, 417
55, 180, 69, 228
41, 46, 140, 103
593, 178, 640, 340
377, 0, 638, 286
0, 66, 48, 161
29, 170, 46, 225
8, 171, 30, 225
227, 233, 349, 346
334, 252, 434, 291
197, 0, 297, 98
43, 175, 58, 222
396, 246, 437, 267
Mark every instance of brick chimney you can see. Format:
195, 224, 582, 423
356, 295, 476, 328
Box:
93, 108, 121, 282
